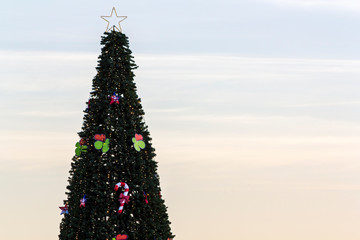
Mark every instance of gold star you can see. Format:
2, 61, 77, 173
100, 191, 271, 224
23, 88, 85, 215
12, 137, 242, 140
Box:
101, 7, 127, 32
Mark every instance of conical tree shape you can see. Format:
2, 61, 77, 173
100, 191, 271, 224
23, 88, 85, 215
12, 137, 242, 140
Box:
59, 31, 174, 240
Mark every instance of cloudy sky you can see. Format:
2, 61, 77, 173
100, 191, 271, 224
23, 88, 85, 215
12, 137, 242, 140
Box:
1, 0, 360, 239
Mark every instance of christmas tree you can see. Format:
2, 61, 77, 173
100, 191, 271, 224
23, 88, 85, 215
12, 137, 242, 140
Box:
59, 11, 174, 240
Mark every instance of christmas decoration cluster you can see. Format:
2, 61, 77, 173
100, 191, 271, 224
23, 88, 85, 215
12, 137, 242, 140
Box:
58, 30, 174, 240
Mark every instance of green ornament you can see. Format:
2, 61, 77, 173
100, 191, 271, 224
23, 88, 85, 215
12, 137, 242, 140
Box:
132, 134, 146, 152
75, 142, 88, 156
94, 138, 110, 153
94, 141, 103, 150
102, 139, 110, 153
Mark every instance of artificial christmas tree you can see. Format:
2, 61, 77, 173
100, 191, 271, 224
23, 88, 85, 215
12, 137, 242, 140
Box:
59, 12, 174, 240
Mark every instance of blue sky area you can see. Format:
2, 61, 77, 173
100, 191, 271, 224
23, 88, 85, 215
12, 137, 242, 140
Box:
1, 0, 360, 58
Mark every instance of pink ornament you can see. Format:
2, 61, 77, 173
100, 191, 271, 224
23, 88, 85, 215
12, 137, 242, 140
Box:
119, 193, 130, 204
143, 191, 149, 204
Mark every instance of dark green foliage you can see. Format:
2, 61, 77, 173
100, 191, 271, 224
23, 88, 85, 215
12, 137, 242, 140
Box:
59, 31, 174, 240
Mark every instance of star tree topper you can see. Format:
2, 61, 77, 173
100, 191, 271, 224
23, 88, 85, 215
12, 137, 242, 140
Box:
101, 7, 127, 32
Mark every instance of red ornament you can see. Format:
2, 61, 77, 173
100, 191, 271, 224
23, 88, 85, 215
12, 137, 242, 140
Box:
79, 138, 86, 145
94, 134, 106, 142
114, 182, 130, 214
115, 234, 128, 240
135, 134, 143, 141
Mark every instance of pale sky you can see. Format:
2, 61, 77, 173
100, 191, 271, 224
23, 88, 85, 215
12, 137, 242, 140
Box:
1, 0, 360, 240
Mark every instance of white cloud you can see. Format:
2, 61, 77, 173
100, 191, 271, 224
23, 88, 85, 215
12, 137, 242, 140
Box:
2, 51, 360, 170
0, 51, 96, 92
291, 101, 360, 107
261, 0, 360, 11
18, 111, 79, 117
